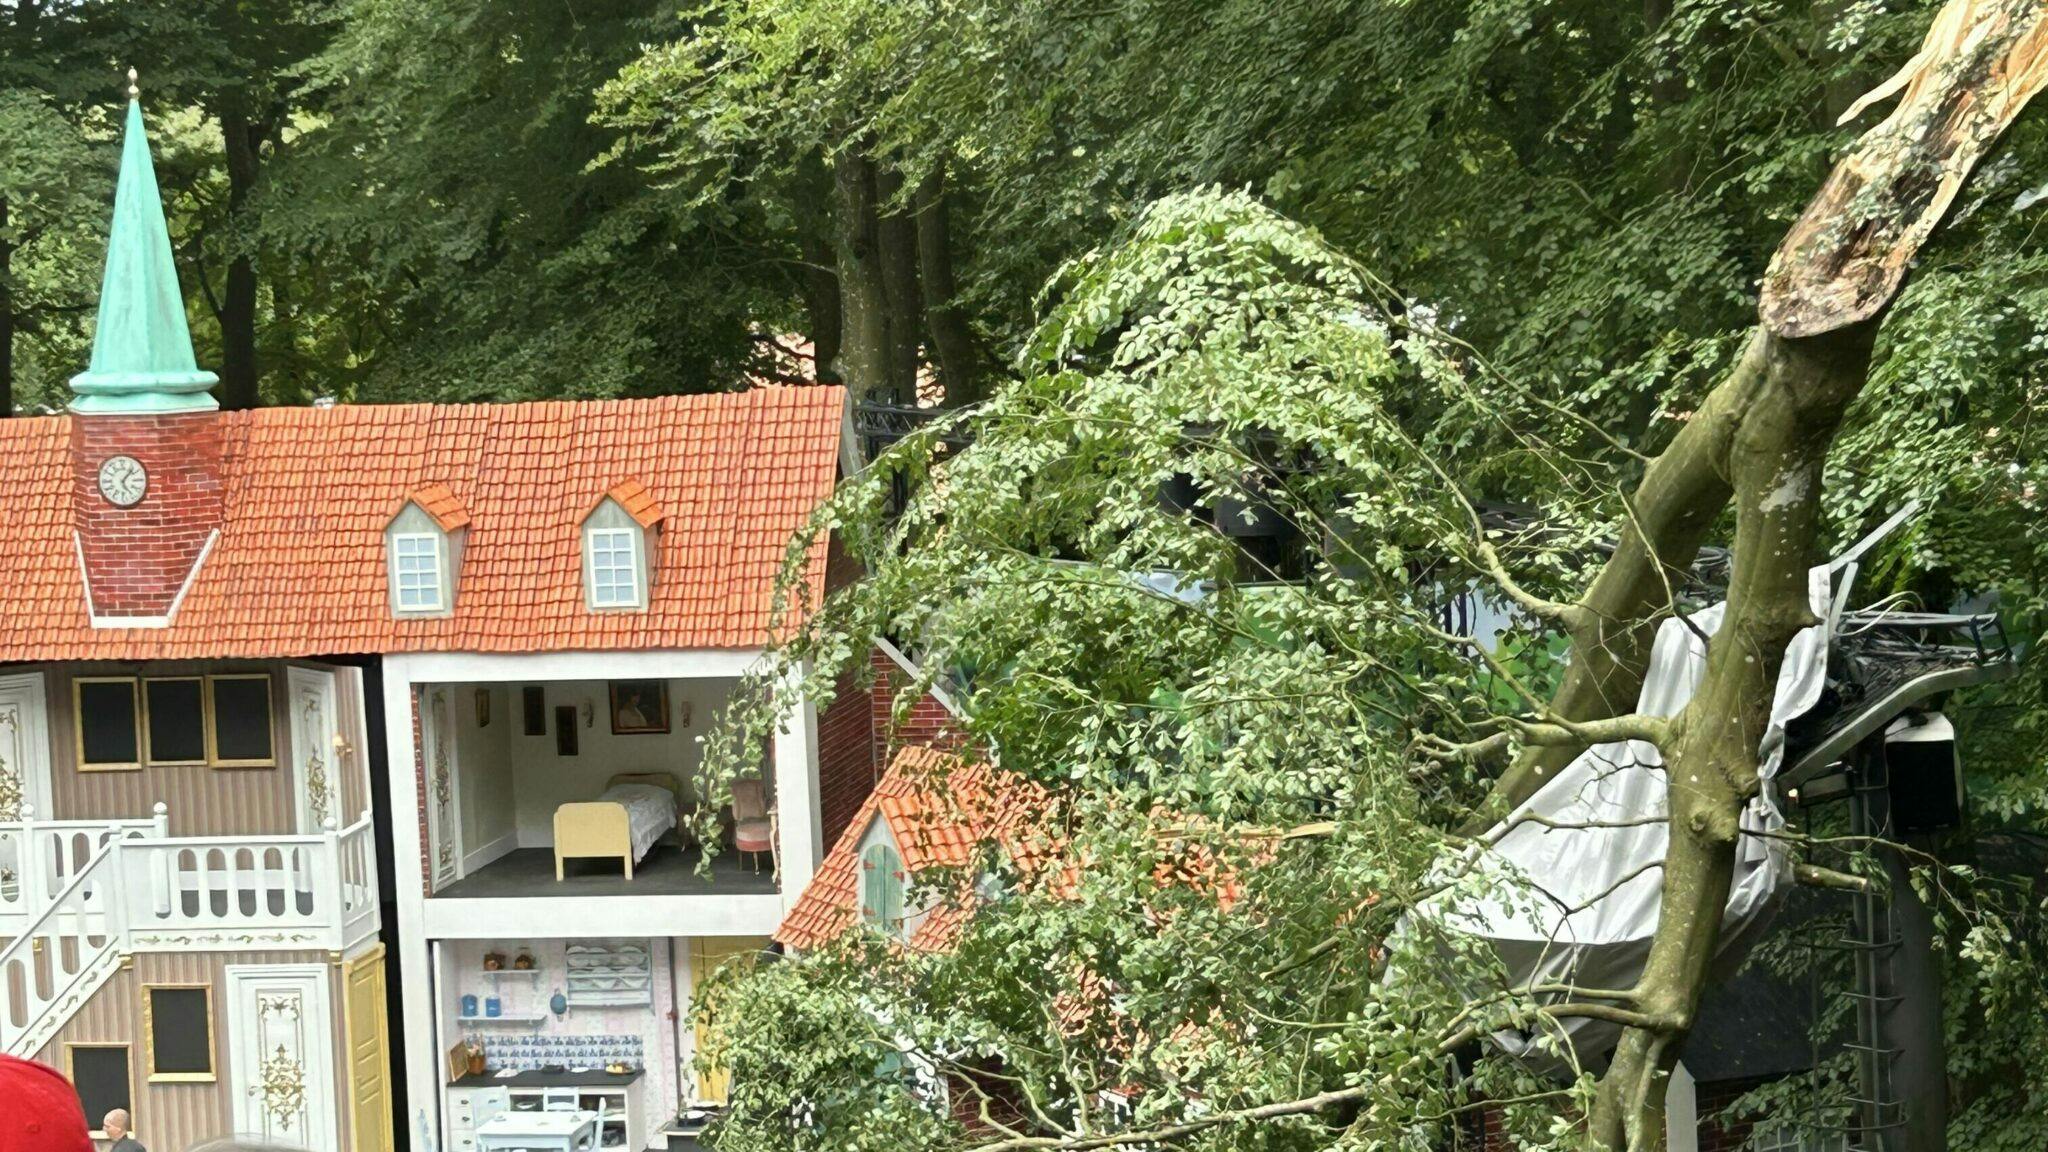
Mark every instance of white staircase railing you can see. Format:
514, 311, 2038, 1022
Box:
0, 805, 166, 926
0, 809, 380, 1056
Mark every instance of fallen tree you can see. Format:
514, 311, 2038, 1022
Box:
689, 3, 2048, 1149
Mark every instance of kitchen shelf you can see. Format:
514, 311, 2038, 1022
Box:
457, 1013, 548, 1026
564, 941, 652, 1008
480, 969, 543, 979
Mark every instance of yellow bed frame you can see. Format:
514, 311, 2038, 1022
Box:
552, 772, 682, 881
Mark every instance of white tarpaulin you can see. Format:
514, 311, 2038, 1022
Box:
1424, 566, 1833, 1066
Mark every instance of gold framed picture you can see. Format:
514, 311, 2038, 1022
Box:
608, 680, 669, 735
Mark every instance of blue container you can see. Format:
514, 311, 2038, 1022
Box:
485, 997, 501, 1018
461, 994, 478, 1018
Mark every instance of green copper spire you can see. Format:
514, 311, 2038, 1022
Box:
69, 75, 218, 414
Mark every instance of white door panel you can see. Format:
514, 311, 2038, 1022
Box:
0, 673, 52, 821
227, 963, 338, 1151
287, 667, 343, 834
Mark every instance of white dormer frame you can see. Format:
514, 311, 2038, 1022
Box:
391, 532, 447, 612
385, 503, 462, 617
581, 497, 655, 611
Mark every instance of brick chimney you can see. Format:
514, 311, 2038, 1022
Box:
69, 80, 222, 624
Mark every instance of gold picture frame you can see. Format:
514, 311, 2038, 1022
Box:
64, 1041, 134, 1137
72, 676, 142, 771
142, 983, 216, 1082
204, 672, 278, 769
141, 676, 209, 767
608, 680, 669, 735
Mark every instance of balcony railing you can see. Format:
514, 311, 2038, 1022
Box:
0, 805, 380, 1055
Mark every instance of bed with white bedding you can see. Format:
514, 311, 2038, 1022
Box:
552, 772, 681, 881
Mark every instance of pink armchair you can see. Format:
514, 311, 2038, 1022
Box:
729, 779, 777, 878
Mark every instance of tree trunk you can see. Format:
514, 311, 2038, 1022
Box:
1, 194, 13, 417
876, 166, 923, 402
800, 230, 843, 384
834, 148, 894, 402
1586, 321, 1875, 1148
916, 166, 988, 406
794, 154, 843, 383
217, 102, 263, 410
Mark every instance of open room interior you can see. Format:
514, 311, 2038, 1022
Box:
421, 677, 784, 899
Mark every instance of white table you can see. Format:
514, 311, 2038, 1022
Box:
475, 1109, 600, 1152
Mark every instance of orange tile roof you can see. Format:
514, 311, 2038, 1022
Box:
778, 747, 1265, 954
777, 745, 1046, 952
405, 483, 471, 532
0, 387, 846, 660
601, 478, 664, 528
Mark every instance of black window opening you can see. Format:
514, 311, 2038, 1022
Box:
143, 678, 207, 764
76, 678, 141, 769
67, 1044, 132, 1135
209, 675, 276, 766
145, 986, 215, 1081
522, 685, 547, 735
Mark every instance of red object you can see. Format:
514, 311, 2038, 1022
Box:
71, 410, 225, 618
0, 387, 844, 660
0, 1054, 93, 1152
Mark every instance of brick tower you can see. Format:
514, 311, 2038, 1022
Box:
68, 77, 223, 625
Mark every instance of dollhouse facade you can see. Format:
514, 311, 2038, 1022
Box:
2, 92, 885, 1152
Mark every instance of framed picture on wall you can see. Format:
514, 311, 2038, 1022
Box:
522, 686, 546, 735
608, 681, 669, 735
475, 688, 491, 728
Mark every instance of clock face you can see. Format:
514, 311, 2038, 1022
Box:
98, 455, 148, 507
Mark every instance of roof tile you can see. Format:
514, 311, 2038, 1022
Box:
0, 387, 846, 660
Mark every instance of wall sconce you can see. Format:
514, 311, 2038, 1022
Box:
581, 698, 595, 729
331, 733, 353, 759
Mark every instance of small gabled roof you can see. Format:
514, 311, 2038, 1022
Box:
777, 745, 1046, 953
598, 478, 665, 529
401, 483, 471, 532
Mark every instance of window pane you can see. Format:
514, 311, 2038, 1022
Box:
77, 680, 140, 766
393, 535, 443, 609
69, 1046, 130, 1131
209, 676, 274, 763
144, 679, 206, 763
146, 987, 213, 1077
588, 529, 638, 607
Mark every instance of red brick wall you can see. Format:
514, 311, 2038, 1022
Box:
71, 411, 223, 617
872, 647, 958, 752
812, 646, 963, 852
816, 659, 878, 851
413, 688, 432, 897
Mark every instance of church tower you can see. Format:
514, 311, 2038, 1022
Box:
69, 75, 223, 625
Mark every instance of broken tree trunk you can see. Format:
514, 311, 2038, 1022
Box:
1485, 0, 2048, 837
1551, 3, 2048, 1145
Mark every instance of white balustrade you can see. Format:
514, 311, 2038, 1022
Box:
0, 805, 381, 1055
0, 803, 164, 922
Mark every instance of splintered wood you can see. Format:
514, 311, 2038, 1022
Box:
1761, 0, 2048, 338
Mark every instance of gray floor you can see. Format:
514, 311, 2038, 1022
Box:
433, 845, 779, 900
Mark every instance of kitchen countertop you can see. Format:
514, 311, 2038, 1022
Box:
451, 1067, 645, 1089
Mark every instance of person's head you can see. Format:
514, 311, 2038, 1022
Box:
0, 1054, 92, 1152
103, 1109, 131, 1140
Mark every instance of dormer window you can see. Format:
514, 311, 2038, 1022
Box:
586, 527, 642, 608
386, 484, 468, 617
861, 840, 907, 937
582, 480, 663, 613
392, 533, 446, 611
